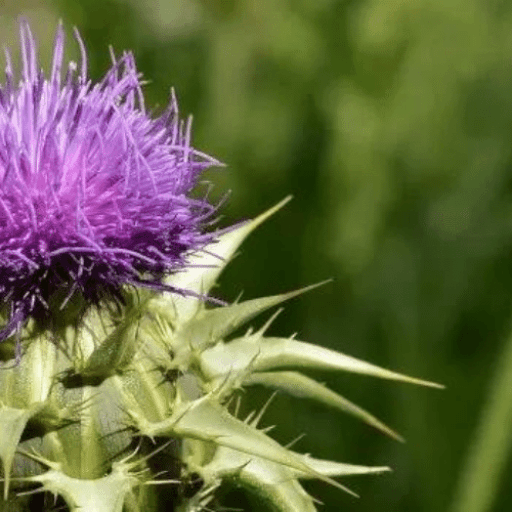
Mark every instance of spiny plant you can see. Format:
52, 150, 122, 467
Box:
0, 21, 442, 512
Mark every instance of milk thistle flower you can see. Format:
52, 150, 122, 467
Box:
0, 21, 442, 512
0, 21, 221, 342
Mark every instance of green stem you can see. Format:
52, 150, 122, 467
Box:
450, 322, 512, 512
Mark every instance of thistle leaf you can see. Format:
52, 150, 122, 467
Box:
244, 371, 404, 441
163, 196, 293, 323
176, 282, 330, 351
21, 462, 139, 512
130, 396, 354, 494
74, 305, 146, 380
0, 404, 44, 499
292, 454, 391, 478
0, 334, 60, 408
201, 444, 319, 512
201, 336, 444, 388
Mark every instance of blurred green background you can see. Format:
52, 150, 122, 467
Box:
3, 0, 512, 510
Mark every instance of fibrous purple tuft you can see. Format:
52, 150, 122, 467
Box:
0, 21, 223, 340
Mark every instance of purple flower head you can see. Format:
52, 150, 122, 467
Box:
0, 21, 222, 340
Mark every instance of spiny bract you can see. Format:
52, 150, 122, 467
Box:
0, 198, 442, 512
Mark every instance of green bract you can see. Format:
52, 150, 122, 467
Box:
0, 198, 442, 512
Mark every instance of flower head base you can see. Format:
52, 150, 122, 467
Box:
0, 22, 222, 340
